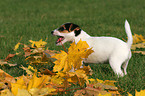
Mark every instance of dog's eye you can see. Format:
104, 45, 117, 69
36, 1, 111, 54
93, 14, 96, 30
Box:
58, 27, 64, 31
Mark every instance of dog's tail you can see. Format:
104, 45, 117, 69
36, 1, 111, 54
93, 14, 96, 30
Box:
125, 20, 133, 48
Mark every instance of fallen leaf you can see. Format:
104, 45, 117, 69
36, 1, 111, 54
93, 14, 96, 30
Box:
98, 93, 112, 96
14, 42, 21, 51
131, 43, 145, 50
41, 69, 56, 75
133, 51, 145, 55
23, 47, 32, 57
4, 54, 16, 61
44, 49, 59, 57
27, 74, 51, 91
11, 76, 27, 95
24, 52, 32, 57
0, 60, 17, 66
29, 39, 47, 48
0, 69, 16, 89
0, 89, 14, 96
133, 34, 145, 44
74, 89, 86, 96
128, 92, 133, 96
29, 87, 56, 96
16, 88, 31, 96
135, 89, 145, 96
20, 66, 34, 75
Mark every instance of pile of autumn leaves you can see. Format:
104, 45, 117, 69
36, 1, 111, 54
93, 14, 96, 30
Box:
0, 34, 145, 96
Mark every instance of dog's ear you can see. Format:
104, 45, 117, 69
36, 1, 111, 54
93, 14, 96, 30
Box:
70, 24, 81, 36
71, 24, 79, 31
74, 28, 81, 36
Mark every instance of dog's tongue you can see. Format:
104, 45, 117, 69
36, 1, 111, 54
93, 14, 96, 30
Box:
57, 37, 63, 43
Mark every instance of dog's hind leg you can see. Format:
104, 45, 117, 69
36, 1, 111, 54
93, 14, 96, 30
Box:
109, 57, 124, 77
122, 52, 131, 75
122, 60, 129, 75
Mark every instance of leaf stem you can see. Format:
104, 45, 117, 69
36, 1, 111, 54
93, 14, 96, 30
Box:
60, 41, 68, 54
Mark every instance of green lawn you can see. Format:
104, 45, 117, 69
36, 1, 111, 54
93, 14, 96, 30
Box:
0, 0, 145, 95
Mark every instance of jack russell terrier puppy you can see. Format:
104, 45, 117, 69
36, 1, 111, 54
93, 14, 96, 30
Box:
51, 20, 133, 77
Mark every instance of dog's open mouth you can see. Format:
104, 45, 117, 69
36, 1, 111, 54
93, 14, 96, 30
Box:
56, 36, 64, 44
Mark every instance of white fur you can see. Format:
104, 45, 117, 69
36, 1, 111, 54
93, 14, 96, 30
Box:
52, 20, 133, 77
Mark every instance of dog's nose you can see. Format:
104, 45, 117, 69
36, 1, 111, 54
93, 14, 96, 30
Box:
51, 31, 54, 35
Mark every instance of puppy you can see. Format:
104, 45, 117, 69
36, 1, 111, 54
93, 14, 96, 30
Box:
51, 20, 133, 77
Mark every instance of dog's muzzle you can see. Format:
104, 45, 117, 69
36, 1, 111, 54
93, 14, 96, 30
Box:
51, 30, 65, 45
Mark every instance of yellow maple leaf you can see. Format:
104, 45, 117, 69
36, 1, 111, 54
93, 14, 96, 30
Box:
128, 92, 133, 96
29, 39, 47, 48
28, 65, 36, 72
16, 89, 31, 96
0, 89, 14, 96
98, 93, 112, 96
88, 78, 95, 82
128, 89, 145, 96
67, 69, 88, 86
11, 76, 27, 95
133, 34, 145, 44
96, 79, 104, 83
29, 87, 56, 96
52, 39, 94, 72
27, 74, 50, 91
135, 89, 145, 96
14, 42, 21, 51
20, 65, 34, 75
51, 74, 64, 85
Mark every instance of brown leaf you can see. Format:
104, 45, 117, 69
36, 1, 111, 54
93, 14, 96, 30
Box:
4, 54, 16, 61
131, 43, 145, 50
74, 87, 109, 96
74, 89, 86, 96
0, 69, 16, 88
23, 47, 30, 52
44, 50, 59, 57
0, 69, 13, 78
24, 52, 32, 57
0, 60, 17, 66
132, 51, 145, 55
41, 69, 56, 75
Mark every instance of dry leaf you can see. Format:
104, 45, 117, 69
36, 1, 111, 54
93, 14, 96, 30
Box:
4, 54, 16, 61
135, 89, 145, 96
0, 60, 17, 66
133, 34, 145, 44
14, 42, 21, 51
0, 89, 14, 96
44, 49, 59, 57
11, 76, 27, 95
20, 66, 34, 75
133, 51, 145, 55
128, 89, 145, 96
16, 88, 31, 96
41, 69, 56, 75
29, 39, 47, 48
0, 69, 16, 89
131, 43, 145, 50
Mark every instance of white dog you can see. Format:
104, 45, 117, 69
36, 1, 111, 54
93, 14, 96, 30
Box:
51, 20, 133, 77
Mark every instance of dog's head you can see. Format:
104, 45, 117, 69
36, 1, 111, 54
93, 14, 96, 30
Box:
51, 23, 81, 45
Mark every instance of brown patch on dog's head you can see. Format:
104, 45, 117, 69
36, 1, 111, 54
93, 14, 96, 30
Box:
58, 23, 81, 36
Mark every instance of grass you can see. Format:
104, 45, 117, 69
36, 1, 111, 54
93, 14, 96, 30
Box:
0, 0, 145, 95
